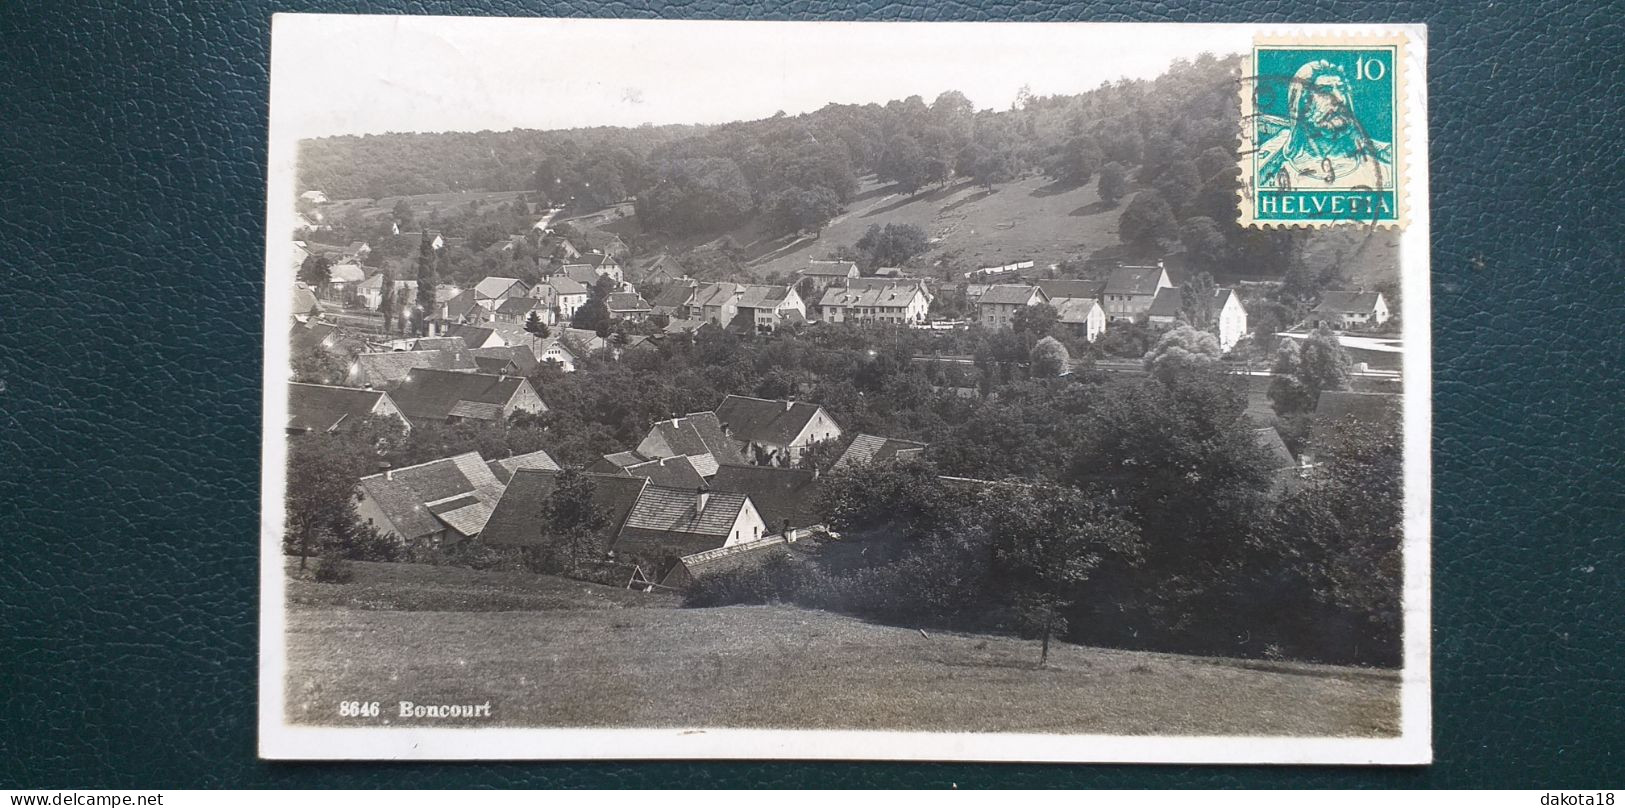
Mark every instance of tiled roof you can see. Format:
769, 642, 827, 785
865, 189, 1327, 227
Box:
348, 348, 477, 388
1215, 287, 1239, 308
588, 450, 649, 475
494, 296, 542, 316
474, 277, 524, 299
427, 494, 494, 539
485, 448, 562, 484
410, 337, 468, 352
291, 287, 319, 315
1105, 265, 1167, 296
1037, 279, 1106, 299
735, 284, 792, 310
447, 400, 506, 421
977, 285, 1046, 306
621, 455, 707, 489
708, 465, 822, 531
1050, 297, 1103, 325
389, 368, 530, 423
664, 535, 796, 587
562, 265, 601, 287
1146, 286, 1184, 318
290, 322, 343, 356
328, 263, 366, 284
799, 261, 859, 277
622, 485, 750, 538
480, 469, 647, 548
472, 345, 539, 376
641, 412, 744, 475
286, 383, 392, 433
830, 433, 929, 471
820, 282, 926, 309
357, 451, 503, 540
1314, 291, 1383, 314
546, 276, 589, 296
651, 282, 698, 310
662, 317, 705, 335
692, 282, 743, 308
606, 292, 652, 313
714, 395, 827, 448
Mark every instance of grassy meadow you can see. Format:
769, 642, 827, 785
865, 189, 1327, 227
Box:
283, 559, 1400, 736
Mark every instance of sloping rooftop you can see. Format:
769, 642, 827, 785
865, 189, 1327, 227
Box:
714, 395, 827, 448
327, 263, 366, 284
291, 287, 319, 315
474, 277, 524, 299
485, 448, 563, 484
411, 337, 468, 352
479, 469, 647, 547
641, 411, 746, 474
621, 455, 707, 489
472, 345, 539, 376
389, 368, 531, 423
357, 451, 503, 540
1146, 286, 1184, 318
830, 434, 929, 471
562, 265, 601, 287
1037, 279, 1106, 299
622, 485, 750, 539
348, 348, 477, 388
651, 283, 698, 310
1051, 296, 1103, 325
799, 261, 859, 277
286, 383, 392, 433
606, 292, 652, 313
1105, 265, 1168, 296
736, 284, 793, 310
707, 465, 823, 532
692, 282, 744, 309
820, 282, 927, 309
977, 285, 1046, 306
546, 275, 589, 296
1314, 291, 1384, 314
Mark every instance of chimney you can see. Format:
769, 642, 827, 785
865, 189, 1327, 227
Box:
694, 486, 710, 514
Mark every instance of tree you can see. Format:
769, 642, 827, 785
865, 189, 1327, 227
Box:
767, 186, 842, 237
1029, 336, 1070, 378
298, 254, 331, 288
877, 135, 931, 196
1011, 302, 1058, 337
1118, 189, 1179, 249
285, 438, 367, 571
524, 310, 551, 339
1097, 161, 1128, 207
1179, 271, 1219, 331
378, 269, 396, 333
1142, 324, 1224, 385
988, 485, 1140, 665
1179, 217, 1232, 277
414, 231, 439, 336
535, 469, 610, 576
855, 223, 930, 269
291, 347, 349, 385
1267, 326, 1352, 417
1151, 160, 1201, 214
390, 199, 415, 231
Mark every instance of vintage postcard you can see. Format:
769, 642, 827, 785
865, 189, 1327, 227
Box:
261, 16, 1431, 763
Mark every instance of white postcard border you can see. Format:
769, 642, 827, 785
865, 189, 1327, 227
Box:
258, 16, 1431, 764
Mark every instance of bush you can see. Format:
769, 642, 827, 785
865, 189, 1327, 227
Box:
313, 554, 355, 584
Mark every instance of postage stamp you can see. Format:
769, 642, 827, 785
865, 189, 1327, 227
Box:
1239, 33, 1413, 229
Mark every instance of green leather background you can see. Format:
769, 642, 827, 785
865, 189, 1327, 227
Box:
1, 0, 1621, 788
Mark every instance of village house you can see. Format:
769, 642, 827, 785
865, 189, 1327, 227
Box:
650, 279, 699, 318
714, 395, 843, 467
409, 336, 469, 353
470, 345, 539, 376
286, 382, 408, 435
1103, 264, 1173, 322
658, 533, 800, 590
795, 260, 861, 300
634, 411, 748, 477
707, 465, 824, 535
1311, 291, 1390, 330
473, 277, 528, 310
1146, 287, 1184, 327
638, 254, 686, 287
319, 263, 367, 303
614, 484, 769, 562
290, 320, 356, 360
830, 434, 928, 471
733, 284, 806, 332
819, 281, 931, 325
1037, 278, 1107, 301
606, 292, 653, 322
354, 451, 506, 550
689, 282, 745, 326
975, 284, 1048, 330
545, 276, 590, 321
604, 455, 709, 489
1052, 296, 1107, 341
490, 295, 555, 327
479, 468, 648, 553
395, 230, 445, 250
387, 367, 547, 426
346, 347, 478, 388
291, 285, 321, 322
532, 337, 579, 372
1214, 288, 1249, 352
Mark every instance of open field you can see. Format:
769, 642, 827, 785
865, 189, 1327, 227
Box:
285, 558, 678, 612
283, 561, 1399, 736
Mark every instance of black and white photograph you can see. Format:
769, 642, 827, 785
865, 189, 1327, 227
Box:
260, 16, 1430, 763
